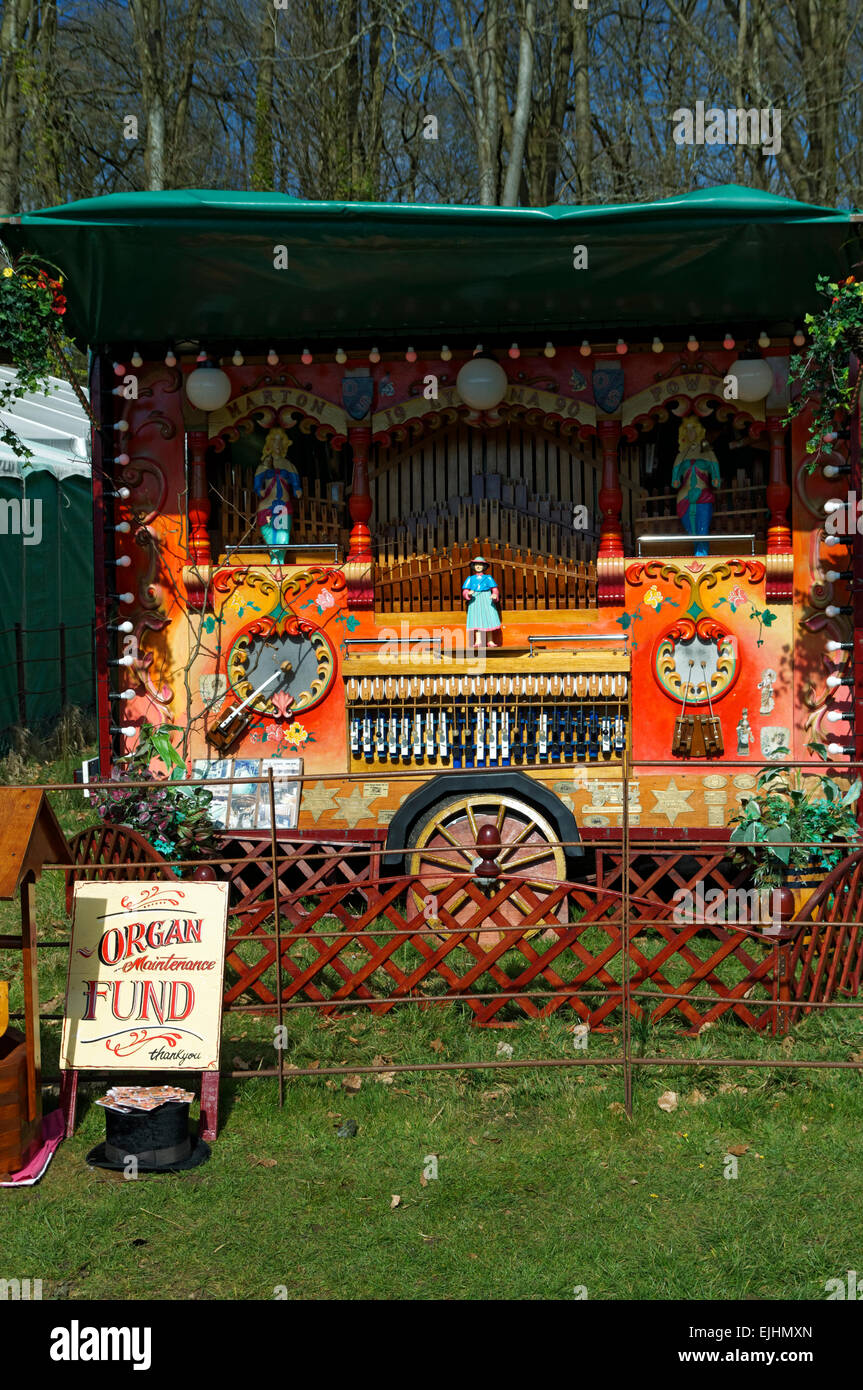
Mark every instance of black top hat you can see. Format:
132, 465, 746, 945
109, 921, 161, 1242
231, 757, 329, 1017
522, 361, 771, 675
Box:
86, 1101, 210, 1173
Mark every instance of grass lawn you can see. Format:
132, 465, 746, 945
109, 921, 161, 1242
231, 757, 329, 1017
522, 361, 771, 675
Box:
1, 748, 862, 1300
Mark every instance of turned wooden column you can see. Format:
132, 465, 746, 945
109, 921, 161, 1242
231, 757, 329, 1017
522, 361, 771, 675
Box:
185, 427, 212, 611
765, 418, 793, 601
766, 420, 791, 554
597, 420, 624, 559
597, 419, 625, 605
345, 424, 374, 608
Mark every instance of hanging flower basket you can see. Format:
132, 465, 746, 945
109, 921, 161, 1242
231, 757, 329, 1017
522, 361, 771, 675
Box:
786, 273, 863, 469
0, 248, 72, 460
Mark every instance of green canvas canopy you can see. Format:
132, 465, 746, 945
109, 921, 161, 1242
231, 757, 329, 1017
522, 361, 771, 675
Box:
3, 184, 861, 348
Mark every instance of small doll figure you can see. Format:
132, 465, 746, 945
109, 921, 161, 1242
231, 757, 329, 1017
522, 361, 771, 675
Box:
254, 427, 303, 563
671, 417, 721, 557
736, 708, 754, 756
462, 555, 501, 649
757, 669, 776, 716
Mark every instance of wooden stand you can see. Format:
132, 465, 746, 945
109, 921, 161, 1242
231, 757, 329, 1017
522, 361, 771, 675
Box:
0, 790, 70, 1176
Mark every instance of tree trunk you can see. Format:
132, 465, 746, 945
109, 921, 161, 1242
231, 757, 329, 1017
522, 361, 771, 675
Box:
0, 0, 30, 215
251, 0, 276, 191
501, 0, 536, 207
573, 4, 590, 201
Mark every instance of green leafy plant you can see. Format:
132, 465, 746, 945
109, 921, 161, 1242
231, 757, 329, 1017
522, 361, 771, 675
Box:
90, 722, 221, 870
729, 755, 861, 888
0, 248, 71, 459
786, 273, 863, 468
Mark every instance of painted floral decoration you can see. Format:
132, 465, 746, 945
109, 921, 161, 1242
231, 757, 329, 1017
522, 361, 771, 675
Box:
644, 585, 664, 609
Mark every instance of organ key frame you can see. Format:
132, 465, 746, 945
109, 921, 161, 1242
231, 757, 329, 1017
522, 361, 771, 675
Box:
343, 650, 630, 771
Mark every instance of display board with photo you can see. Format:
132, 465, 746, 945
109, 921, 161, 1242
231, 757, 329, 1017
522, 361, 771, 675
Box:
192, 757, 302, 831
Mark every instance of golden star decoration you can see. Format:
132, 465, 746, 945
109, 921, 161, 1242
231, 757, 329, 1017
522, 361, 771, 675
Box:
332, 784, 376, 828
299, 782, 340, 823
650, 779, 695, 827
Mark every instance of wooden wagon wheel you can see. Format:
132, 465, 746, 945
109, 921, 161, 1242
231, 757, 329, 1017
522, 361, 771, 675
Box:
407, 793, 567, 945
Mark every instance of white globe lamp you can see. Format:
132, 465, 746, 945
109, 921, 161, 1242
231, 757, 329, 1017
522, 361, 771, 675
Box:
456, 356, 508, 412
185, 362, 232, 412
727, 357, 774, 403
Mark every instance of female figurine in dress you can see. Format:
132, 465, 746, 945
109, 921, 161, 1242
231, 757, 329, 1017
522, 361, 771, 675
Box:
254, 427, 303, 562
462, 555, 501, 649
671, 417, 721, 557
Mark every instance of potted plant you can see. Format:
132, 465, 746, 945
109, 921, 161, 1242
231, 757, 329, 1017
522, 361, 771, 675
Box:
786, 272, 863, 468
729, 756, 861, 918
90, 723, 221, 874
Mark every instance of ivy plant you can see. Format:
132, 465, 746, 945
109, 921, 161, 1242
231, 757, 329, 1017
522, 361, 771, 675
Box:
786, 273, 863, 468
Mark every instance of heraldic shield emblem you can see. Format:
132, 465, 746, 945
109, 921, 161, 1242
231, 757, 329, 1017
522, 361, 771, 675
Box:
592, 364, 624, 415
342, 374, 374, 420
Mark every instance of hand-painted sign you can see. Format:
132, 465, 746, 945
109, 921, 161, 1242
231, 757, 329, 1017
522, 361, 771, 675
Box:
61, 882, 229, 1071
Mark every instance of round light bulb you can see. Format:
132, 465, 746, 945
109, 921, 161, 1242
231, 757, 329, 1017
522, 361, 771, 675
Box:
369, 347, 381, 363
825, 605, 843, 617
232, 350, 244, 366
826, 641, 848, 652
793, 330, 806, 347
827, 743, 847, 755
687, 335, 699, 352
116, 486, 130, 499
115, 555, 132, 567
723, 334, 735, 351
455, 356, 508, 411
652, 337, 664, 353
115, 521, 131, 534
440, 345, 452, 361
165, 350, 177, 367
826, 674, 843, 688
616, 339, 628, 355
131, 351, 143, 368
115, 453, 130, 467
758, 331, 771, 349
827, 710, 847, 723
508, 343, 520, 359
115, 420, 129, 433
267, 350, 279, 366
184, 363, 232, 412
116, 592, 133, 604
335, 348, 347, 364
824, 499, 844, 513
301, 348, 313, 365
405, 346, 417, 362
115, 620, 134, 634
825, 570, 845, 582
113, 362, 125, 377
543, 342, 555, 358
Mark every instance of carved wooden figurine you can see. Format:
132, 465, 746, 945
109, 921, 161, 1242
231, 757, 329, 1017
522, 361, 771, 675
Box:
254, 427, 303, 562
462, 555, 501, 649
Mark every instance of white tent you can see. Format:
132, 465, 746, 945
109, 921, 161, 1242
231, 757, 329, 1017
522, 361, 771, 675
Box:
0, 366, 91, 478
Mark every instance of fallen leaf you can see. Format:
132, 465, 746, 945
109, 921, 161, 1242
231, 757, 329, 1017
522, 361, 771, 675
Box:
608, 1101, 626, 1115
658, 1090, 678, 1113
496, 1041, 514, 1058
376, 1072, 396, 1085
233, 1055, 250, 1070
726, 1143, 749, 1157
390, 1194, 402, 1209
348, 1036, 361, 1045
342, 1074, 363, 1093
430, 1038, 445, 1054
686, 1088, 708, 1106
249, 1156, 277, 1167
420, 1173, 428, 1188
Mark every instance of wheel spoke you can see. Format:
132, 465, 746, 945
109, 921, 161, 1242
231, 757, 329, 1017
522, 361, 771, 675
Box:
465, 804, 479, 841
495, 802, 507, 832
504, 847, 557, 872
418, 851, 471, 873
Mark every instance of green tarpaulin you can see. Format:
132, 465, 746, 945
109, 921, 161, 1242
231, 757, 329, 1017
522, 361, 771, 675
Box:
3, 185, 861, 347
0, 471, 94, 742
